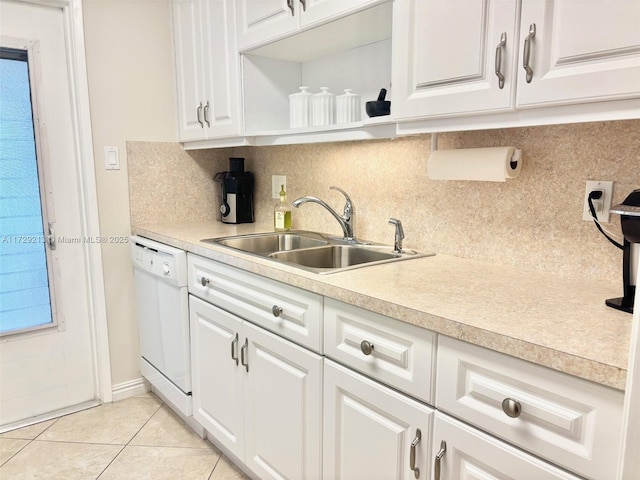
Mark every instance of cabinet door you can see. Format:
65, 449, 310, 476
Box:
432, 412, 581, 480
243, 321, 322, 480
201, 0, 243, 138
516, 0, 640, 107
392, 0, 519, 120
236, 0, 299, 51
189, 296, 244, 459
323, 360, 434, 480
300, 0, 380, 27
173, 0, 208, 141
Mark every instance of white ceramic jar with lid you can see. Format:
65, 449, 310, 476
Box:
311, 87, 335, 127
289, 86, 313, 128
336, 89, 361, 123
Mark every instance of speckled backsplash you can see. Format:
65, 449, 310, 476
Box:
128, 120, 640, 284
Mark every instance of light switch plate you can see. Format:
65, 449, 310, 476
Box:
104, 146, 120, 170
583, 180, 613, 222
272, 175, 286, 199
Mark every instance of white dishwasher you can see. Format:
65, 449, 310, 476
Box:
130, 235, 191, 415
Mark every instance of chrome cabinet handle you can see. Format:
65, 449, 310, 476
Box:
200, 276, 210, 287
197, 102, 204, 127
231, 333, 239, 366
287, 0, 294, 15
434, 440, 446, 480
360, 340, 375, 356
272, 305, 283, 317
523, 23, 536, 83
299, 0, 306, 11
502, 397, 522, 418
410, 429, 421, 478
240, 338, 249, 372
203, 100, 210, 127
495, 32, 507, 89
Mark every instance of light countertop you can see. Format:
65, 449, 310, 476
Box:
132, 221, 632, 391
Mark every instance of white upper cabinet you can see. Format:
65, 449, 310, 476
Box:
172, 0, 242, 142
392, 0, 520, 119
516, 0, 640, 107
392, 0, 640, 124
236, 0, 382, 51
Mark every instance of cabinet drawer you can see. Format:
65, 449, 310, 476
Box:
188, 254, 323, 352
436, 336, 624, 480
324, 298, 436, 404
432, 412, 581, 480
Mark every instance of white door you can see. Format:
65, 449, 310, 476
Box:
236, 0, 299, 51
244, 321, 322, 480
189, 296, 244, 459
0, 1, 98, 427
300, 0, 380, 27
392, 0, 519, 120
432, 412, 582, 479
516, 0, 640, 107
200, 0, 243, 139
323, 360, 434, 480
173, 0, 242, 141
172, 0, 207, 142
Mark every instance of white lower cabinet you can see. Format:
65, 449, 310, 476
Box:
432, 411, 581, 480
436, 335, 624, 480
185, 255, 623, 480
190, 295, 322, 480
323, 359, 434, 480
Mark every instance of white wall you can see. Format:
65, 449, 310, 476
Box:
82, 0, 177, 387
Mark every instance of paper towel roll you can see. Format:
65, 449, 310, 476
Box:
427, 146, 522, 182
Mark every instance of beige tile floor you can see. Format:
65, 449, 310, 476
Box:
0, 393, 250, 480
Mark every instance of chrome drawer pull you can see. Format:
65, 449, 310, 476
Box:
434, 440, 446, 480
523, 23, 536, 83
410, 428, 421, 478
240, 338, 249, 372
231, 333, 239, 366
272, 305, 283, 317
360, 340, 375, 356
299, 0, 306, 11
197, 102, 204, 127
287, 0, 294, 15
495, 32, 506, 89
203, 101, 210, 127
502, 397, 522, 418
200, 276, 210, 287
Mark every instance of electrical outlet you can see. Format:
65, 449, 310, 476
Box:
272, 175, 286, 199
583, 180, 614, 222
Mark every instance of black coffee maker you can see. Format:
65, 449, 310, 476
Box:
217, 158, 254, 224
607, 189, 640, 314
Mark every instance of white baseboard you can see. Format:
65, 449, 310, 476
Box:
111, 377, 149, 402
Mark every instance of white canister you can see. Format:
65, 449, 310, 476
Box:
311, 87, 335, 127
336, 89, 361, 124
289, 86, 313, 128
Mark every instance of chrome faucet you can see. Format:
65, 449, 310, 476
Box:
292, 186, 356, 241
388, 218, 405, 253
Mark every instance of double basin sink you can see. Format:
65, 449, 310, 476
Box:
203, 230, 433, 274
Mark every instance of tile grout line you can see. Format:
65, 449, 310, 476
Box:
95, 397, 166, 479
0, 415, 62, 469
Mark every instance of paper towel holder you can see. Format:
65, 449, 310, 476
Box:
430, 133, 522, 170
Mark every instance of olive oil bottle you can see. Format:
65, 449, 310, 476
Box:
274, 184, 291, 231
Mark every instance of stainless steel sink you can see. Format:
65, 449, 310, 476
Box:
203, 231, 433, 274
269, 245, 408, 273
204, 231, 329, 255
